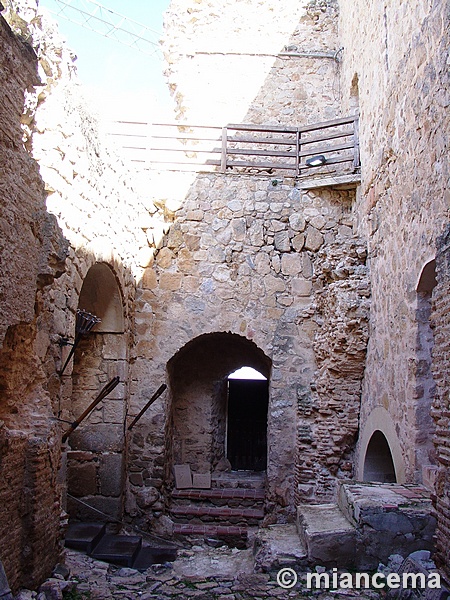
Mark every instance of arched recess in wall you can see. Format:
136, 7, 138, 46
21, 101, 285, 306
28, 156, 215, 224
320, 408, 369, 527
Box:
363, 430, 396, 483
166, 332, 272, 482
66, 262, 127, 522
414, 259, 437, 480
357, 406, 405, 483
349, 72, 360, 115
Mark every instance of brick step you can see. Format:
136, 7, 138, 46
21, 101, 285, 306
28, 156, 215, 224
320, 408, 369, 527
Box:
173, 523, 248, 548
170, 504, 264, 524
172, 487, 265, 500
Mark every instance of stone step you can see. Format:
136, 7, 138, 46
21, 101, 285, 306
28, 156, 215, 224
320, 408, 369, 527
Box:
297, 503, 356, 568
65, 522, 178, 569
172, 487, 265, 501
254, 524, 308, 572
170, 504, 264, 525
90, 534, 142, 567
337, 481, 435, 570
173, 523, 248, 548
65, 522, 107, 554
132, 545, 178, 570
211, 471, 266, 490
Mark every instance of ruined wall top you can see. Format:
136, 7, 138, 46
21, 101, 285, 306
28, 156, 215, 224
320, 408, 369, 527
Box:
162, 0, 341, 125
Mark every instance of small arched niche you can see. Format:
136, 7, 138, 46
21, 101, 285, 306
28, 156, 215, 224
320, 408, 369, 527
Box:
363, 430, 397, 483
78, 262, 124, 333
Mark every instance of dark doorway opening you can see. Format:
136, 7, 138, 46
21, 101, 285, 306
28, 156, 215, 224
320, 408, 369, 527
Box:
227, 379, 269, 471
363, 430, 397, 483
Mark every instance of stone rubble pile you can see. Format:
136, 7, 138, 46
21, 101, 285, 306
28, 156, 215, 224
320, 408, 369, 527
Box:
15, 548, 384, 600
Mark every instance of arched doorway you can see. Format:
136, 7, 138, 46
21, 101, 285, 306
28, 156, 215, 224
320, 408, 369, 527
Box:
363, 430, 397, 483
66, 262, 127, 521
167, 333, 271, 481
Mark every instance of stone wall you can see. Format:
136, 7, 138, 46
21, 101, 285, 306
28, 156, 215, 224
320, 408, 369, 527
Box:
128, 171, 369, 527
2, 0, 169, 529
0, 7, 66, 592
339, 0, 450, 483
162, 0, 342, 125
431, 224, 450, 580
0, 0, 169, 589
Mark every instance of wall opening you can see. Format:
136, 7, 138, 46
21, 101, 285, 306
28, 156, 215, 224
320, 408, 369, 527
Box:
415, 259, 437, 481
167, 333, 271, 481
363, 430, 397, 483
227, 368, 268, 471
66, 262, 127, 522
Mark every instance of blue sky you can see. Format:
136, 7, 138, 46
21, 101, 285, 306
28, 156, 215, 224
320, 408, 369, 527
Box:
39, 0, 173, 119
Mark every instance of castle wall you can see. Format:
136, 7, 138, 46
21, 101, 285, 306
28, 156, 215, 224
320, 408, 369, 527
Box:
339, 0, 450, 482
127, 0, 370, 528
0, 0, 166, 588
0, 9, 66, 592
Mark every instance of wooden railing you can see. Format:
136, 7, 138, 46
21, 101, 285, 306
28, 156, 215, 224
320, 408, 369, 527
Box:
109, 115, 360, 179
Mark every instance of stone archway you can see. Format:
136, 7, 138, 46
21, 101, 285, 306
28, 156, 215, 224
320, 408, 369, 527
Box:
166, 333, 271, 482
357, 406, 406, 483
363, 430, 397, 483
66, 262, 127, 522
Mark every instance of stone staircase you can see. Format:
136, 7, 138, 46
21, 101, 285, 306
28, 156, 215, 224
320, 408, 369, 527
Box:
170, 472, 266, 547
65, 522, 178, 569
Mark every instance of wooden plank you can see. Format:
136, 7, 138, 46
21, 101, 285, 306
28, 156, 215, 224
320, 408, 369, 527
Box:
296, 115, 356, 133
226, 147, 298, 158
299, 155, 355, 169
298, 141, 354, 158
297, 172, 361, 190
297, 128, 354, 145
227, 123, 298, 133
219, 160, 298, 170
150, 147, 221, 154
227, 135, 297, 145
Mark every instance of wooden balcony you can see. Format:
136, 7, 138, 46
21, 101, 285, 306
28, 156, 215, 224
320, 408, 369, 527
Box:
109, 115, 361, 188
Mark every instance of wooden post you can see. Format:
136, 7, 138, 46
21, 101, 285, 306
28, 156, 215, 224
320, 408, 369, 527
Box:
220, 127, 227, 173
353, 115, 360, 170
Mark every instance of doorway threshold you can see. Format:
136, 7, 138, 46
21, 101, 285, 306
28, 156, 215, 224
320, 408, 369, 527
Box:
212, 470, 266, 491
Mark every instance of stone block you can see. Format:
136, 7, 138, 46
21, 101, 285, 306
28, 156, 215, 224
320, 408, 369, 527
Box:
103, 399, 126, 423
102, 334, 127, 360
69, 424, 124, 453
297, 503, 356, 568
292, 278, 313, 296
274, 230, 291, 252
159, 272, 182, 291
304, 226, 323, 251
99, 453, 123, 497
281, 253, 302, 276
68, 461, 98, 497
192, 472, 211, 489
174, 464, 192, 489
